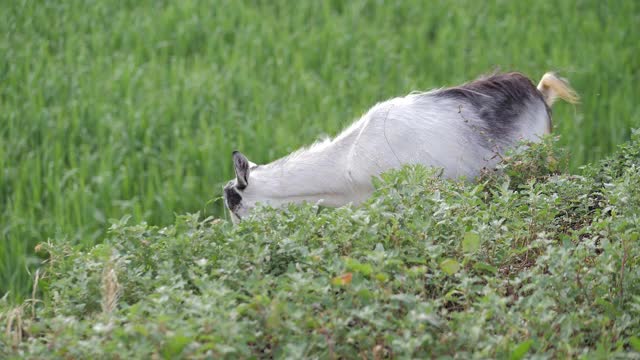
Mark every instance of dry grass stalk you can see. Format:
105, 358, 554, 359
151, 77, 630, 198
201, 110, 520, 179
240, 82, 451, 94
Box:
5, 306, 23, 347
101, 263, 121, 315
30, 268, 41, 319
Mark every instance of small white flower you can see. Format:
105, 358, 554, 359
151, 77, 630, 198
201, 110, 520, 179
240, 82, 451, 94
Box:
196, 258, 207, 267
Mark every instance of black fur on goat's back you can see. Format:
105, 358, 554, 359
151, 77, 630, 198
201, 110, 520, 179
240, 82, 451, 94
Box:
433, 72, 551, 138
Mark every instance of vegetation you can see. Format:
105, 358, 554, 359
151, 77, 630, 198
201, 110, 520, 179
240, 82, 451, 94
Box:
1, 134, 639, 358
1, 0, 638, 300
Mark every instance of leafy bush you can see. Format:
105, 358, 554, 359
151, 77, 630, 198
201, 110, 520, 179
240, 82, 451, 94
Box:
2, 134, 640, 358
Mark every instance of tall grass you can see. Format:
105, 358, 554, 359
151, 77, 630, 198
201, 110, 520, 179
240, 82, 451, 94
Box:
1, 0, 638, 300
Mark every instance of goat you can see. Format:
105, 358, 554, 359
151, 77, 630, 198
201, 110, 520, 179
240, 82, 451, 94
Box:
223, 72, 578, 222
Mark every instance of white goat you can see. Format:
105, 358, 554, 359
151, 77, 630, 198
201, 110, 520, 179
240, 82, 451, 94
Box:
224, 72, 578, 222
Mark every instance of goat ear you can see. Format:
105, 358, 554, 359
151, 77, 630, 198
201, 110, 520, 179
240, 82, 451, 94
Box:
232, 151, 250, 189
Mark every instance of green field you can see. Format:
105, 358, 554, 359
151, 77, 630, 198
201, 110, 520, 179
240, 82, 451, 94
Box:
1, 0, 638, 303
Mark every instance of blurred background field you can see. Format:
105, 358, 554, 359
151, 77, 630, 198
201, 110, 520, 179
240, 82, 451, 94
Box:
1, 0, 638, 300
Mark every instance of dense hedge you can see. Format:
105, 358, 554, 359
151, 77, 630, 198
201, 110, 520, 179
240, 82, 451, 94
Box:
2, 133, 639, 358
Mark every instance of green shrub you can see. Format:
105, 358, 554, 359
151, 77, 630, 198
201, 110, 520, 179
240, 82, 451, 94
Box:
2, 135, 639, 358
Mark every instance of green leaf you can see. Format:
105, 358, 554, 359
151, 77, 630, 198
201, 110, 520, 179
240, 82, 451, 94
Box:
440, 259, 460, 275
345, 258, 373, 276
595, 297, 620, 317
162, 333, 191, 358
462, 232, 480, 253
510, 340, 533, 360
375, 272, 389, 282
629, 336, 640, 352
473, 262, 498, 275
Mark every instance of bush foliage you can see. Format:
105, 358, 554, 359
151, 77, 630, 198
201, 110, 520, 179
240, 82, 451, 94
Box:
2, 133, 640, 358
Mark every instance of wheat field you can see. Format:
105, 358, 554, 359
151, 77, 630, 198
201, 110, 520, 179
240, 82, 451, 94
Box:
1, 0, 638, 300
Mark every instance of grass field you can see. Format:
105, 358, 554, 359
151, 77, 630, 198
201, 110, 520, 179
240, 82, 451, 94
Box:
1, 0, 639, 300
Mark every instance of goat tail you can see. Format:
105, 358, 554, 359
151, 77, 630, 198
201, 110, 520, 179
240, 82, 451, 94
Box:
537, 72, 579, 107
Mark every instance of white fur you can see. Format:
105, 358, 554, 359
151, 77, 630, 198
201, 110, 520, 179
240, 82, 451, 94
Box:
230, 88, 551, 220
